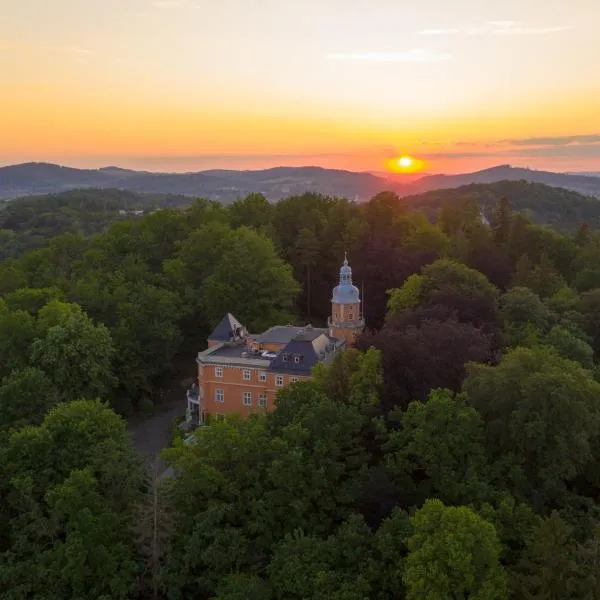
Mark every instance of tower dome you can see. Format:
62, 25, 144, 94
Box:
332, 252, 360, 304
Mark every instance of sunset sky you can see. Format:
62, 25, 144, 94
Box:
1, 0, 599, 174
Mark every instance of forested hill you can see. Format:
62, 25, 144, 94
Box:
5, 189, 600, 597
3, 161, 600, 201
402, 180, 600, 232
0, 162, 387, 202
2, 181, 600, 260
0, 188, 192, 260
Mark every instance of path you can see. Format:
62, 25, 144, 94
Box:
128, 385, 187, 475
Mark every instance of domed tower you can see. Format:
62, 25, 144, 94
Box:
328, 252, 365, 345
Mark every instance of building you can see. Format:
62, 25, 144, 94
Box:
186, 254, 365, 425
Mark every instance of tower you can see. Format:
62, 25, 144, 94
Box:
328, 252, 365, 346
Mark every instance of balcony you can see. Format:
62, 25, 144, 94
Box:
327, 316, 365, 328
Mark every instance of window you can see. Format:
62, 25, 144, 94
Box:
215, 413, 225, 422
243, 391, 252, 406
293, 354, 300, 364
259, 371, 267, 382
258, 393, 267, 408
243, 369, 251, 381
215, 367, 223, 378
349, 311, 354, 320
282, 353, 289, 362
291, 377, 300, 383
276, 375, 284, 387
215, 389, 224, 403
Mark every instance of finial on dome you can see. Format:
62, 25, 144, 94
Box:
343, 250, 348, 266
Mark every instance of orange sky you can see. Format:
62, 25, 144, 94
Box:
1, 0, 599, 174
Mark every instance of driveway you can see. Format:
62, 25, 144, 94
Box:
128, 387, 186, 475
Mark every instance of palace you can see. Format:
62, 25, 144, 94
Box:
186, 254, 364, 424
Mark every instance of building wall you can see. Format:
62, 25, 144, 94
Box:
198, 363, 307, 419
331, 325, 361, 346
331, 302, 360, 323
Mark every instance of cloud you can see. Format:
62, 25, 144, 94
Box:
419, 21, 571, 36
326, 49, 452, 63
419, 28, 461, 36
506, 134, 600, 146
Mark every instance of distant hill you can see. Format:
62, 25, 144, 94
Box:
404, 165, 600, 198
0, 162, 388, 202
2, 161, 600, 202
0, 188, 192, 260
401, 180, 600, 233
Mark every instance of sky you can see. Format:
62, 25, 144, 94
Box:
1, 0, 599, 174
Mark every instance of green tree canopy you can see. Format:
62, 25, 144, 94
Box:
403, 499, 507, 600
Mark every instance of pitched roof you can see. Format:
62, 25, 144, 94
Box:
208, 313, 245, 342
269, 332, 343, 374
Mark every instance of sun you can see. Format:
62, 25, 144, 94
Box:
386, 155, 425, 174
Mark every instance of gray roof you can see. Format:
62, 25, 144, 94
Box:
331, 254, 361, 305
256, 325, 326, 345
269, 332, 345, 374
332, 283, 360, 304
208, 313, 245, 342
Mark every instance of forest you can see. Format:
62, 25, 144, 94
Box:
3, 186, 600, 598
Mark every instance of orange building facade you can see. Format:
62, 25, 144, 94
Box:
186, 254, 365, 424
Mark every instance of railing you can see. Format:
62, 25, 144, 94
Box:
327, 316, 365, 328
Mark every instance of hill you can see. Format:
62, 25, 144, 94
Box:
405, 165, 600, 197
402, 180, 600, 232
0, 162, 389, 202
4, 161, 600, 202
0, 188, 191, 260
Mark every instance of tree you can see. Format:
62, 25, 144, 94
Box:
2, 286, 65, 315
293, 227, 320, 319
464, 346, 600, 509
31, 308, 116, 403
133, 461, 176, 600
0, 367, 58, 433
403, 499, 508, 600
359, 314, 493, 410
0, 400, 141, 598
202, 226, 300, 332
229, 193, 273, 232
500, 286, 550, 331
387, 273, 423, 316
512, 511, 582, 599
385, 389, 492, 506
0, 308, 37, 378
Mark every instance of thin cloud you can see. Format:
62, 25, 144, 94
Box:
506, 134, 600, 146
420, 28, 460, 36
419, 21, 571, 36
327, 49, 452, 63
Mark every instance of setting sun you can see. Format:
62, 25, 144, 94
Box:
386, 155, 426, 174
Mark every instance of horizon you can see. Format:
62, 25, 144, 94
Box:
1, 158, 598, 177
1, 0, 600, 174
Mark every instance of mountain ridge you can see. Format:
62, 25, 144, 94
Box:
1, 161, 600, 201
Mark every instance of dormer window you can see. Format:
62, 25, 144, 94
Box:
293, 355, 301, 364
282, 353, 289, 362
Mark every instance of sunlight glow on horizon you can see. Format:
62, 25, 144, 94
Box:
1, 0, 599, 173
